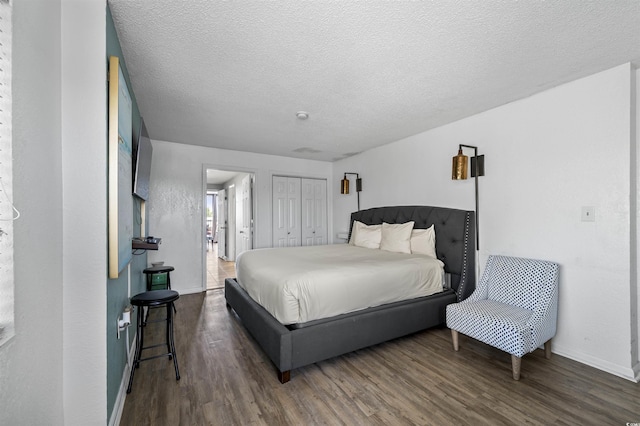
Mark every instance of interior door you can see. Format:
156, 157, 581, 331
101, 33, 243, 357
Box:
227, 184, 236, 261
272, 176, 289, 247
285, 178, 301, 246
301, 178, 328, 245
272, 176, 301, 247
237, 174, 253, 256
217, 189, 226, 260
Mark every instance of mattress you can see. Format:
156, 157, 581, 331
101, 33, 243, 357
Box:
235, 244, 444, 325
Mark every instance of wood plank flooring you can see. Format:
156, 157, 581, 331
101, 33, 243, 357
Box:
120, 290, 639, 425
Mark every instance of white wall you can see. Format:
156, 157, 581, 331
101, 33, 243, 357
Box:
2, 1, 65, 423
1, 0, 108, 424
61, 0, 107, 423
148, 141, 332, 294
334, 64, 639, 381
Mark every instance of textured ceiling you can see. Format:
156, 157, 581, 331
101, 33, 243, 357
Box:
109, 1, 640, 162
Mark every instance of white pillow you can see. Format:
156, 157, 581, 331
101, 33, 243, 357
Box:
349, 221, 382, 249
379, 221, 415, 254
410, 225, 437, 258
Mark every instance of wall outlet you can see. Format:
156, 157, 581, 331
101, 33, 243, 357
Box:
116, 306, 133, 339
581, 206, 595, 222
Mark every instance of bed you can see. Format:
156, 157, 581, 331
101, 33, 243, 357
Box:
225, 205, 476, 383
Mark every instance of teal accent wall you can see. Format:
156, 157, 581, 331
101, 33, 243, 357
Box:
106, 5, 148, 419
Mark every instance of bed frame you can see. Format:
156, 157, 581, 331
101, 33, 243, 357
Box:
224, 205, 476, 383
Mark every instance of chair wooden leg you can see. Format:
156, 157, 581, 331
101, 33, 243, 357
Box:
511, 355, 521, 380
544, 339, 552, 359
451, 329, 459, 351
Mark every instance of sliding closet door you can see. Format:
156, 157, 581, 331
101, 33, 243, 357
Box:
301, 178, 327, 246
272, 176, 301, 247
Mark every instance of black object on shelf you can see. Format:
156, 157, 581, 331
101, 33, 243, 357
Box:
132, 237, 162, 251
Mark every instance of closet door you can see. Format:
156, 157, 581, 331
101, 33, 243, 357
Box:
272, 176, 301, 247
301, 178, 328, 246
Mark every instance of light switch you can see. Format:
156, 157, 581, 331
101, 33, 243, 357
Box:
581, 206, 595, 222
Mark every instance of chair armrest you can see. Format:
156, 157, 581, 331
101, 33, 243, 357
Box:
526, 285, 559, 348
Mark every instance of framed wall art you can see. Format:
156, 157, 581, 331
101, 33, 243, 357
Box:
108, 55, 133, 278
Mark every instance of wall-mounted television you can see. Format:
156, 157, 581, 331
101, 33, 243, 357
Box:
132, 117, 152, 200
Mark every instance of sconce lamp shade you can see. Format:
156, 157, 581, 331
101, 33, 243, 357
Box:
452, 149, 468, 180
341, 173, 362, 194
341, 175, 349, 194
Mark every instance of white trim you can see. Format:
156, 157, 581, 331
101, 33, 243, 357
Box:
553, 344, 639, 383
109, 329, 137, 426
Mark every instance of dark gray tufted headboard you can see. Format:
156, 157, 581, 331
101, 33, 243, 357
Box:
349, 205, 476, 301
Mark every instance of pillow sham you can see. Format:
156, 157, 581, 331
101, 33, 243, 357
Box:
349, 221, 382, 249
379, 221, 415, 254
410, 225, 437, 258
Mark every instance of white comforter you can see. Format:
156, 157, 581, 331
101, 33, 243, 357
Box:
235, 244, 444, 325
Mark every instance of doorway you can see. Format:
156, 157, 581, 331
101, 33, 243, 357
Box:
204, 168, 254, 290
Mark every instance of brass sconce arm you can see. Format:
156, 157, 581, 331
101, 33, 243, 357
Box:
452, 145, 484, 250
341, 172, 362, 211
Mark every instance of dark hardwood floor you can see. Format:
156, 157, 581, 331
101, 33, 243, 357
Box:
120, 290, 639, 425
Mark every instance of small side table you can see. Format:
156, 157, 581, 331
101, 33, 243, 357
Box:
143, 265, 175, 291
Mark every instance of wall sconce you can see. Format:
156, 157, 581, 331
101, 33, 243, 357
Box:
452, 144, 484, 250
341, 172, 362, 211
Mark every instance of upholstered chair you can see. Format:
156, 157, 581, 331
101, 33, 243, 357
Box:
446, 255, 559, 380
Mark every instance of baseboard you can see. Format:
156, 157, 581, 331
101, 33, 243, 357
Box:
178, 286, 207, 295
108, 331, 137, 426
553, 344, 639, 383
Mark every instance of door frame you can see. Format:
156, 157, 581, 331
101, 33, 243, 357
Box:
201, 164, 257, 292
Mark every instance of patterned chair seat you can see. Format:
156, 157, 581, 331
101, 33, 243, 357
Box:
446, 255, 559, 380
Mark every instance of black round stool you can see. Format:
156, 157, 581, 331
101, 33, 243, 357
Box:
127, 290, 180, 393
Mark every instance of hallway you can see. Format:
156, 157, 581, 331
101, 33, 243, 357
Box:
206, 242, 236, 290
